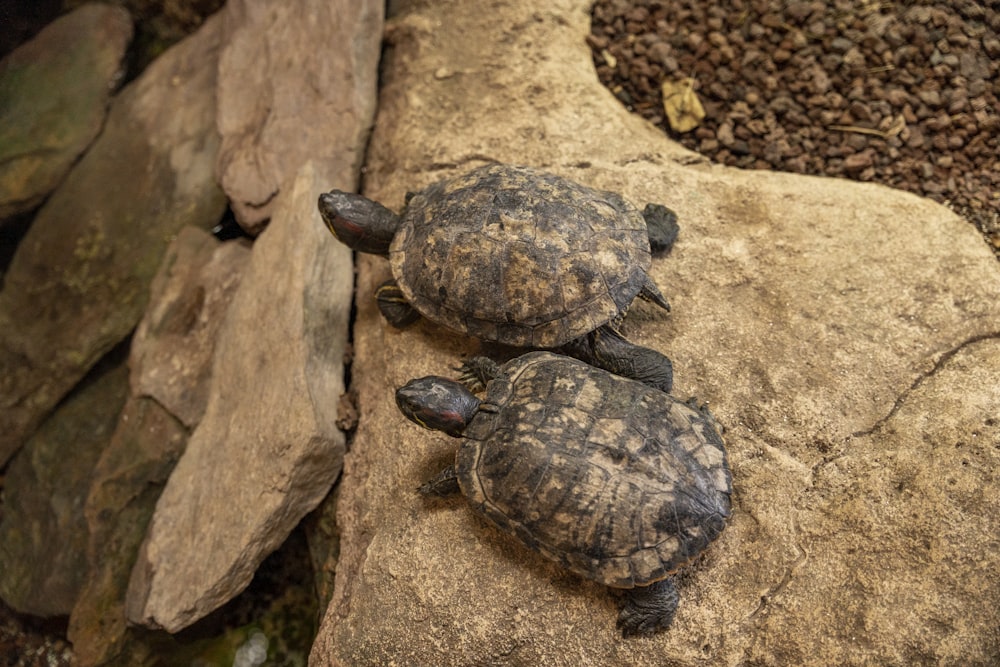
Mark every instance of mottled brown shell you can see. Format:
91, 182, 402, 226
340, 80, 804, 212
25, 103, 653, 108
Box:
389, 165, 653, 347
457, 352, 732, 589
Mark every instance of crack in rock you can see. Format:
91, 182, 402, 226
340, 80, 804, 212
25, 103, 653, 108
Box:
805, 332, 1000, 481
747, 519, 808, 622
851, 331, 1000, 441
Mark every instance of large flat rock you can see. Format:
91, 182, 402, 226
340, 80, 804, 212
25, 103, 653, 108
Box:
68, 227, 249, 667
309, 0, 1000, 665
215, 0, 383, 232
126, 163, 353, 633
129, 227, 252, 429
0, 12, 227, 466
0, 3, 132, 221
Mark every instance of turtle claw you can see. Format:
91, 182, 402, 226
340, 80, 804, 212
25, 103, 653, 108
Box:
455, 364, 485, 392
376, 279, 420, 328
617, 611, 668, 638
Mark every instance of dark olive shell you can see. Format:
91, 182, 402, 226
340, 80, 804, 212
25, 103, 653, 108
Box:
457, 352, 732, 589
389, 165, 653, 347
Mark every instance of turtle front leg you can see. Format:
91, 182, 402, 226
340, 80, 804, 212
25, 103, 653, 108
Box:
617, 578, 679, 637
375, 278, 420, 328
456, 356, 503, 392
561, 326, 673, 393
418, 465, 461, 497
642, 203, 680, 256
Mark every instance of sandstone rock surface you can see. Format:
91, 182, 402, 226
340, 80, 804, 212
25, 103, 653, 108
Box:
0, 3, 132, 221
309, 1, 1000, 665
126, 163, 353, 633
215, 0, 383, 232
68, 227, 249, 667
0, 13, 227, 466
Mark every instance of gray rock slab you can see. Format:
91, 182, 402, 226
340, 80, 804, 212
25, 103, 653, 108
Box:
68, 227, 249, 667
0, 3, 132, 221
309, 1, 1000, 665
126, 162, 352, 633
215, 0, 383, 233
131, 227, 252, 428
0, 13, 227, 467
0, 353, 129, 617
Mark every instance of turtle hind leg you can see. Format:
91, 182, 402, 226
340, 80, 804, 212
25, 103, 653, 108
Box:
617, 578, 680, 637
375, 278, 420, 328
642, 203, 680, 256
562, 326, 673, 393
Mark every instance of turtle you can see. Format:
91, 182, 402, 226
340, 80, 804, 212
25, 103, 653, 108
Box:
395, 351, 732, 636
319, 164, 680, 391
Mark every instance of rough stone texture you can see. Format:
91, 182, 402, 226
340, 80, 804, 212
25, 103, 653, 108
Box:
126, 162, 353, 633
310, 0, 1000, 665
214, 0, 383, 232
130, 227, 252, 428
0, 353, 129, 617
67, 227, 249, 667
0, 13, 227, 467
69, 397, 184, 667
750, 337, 1000, 665
0, 3, 132, 221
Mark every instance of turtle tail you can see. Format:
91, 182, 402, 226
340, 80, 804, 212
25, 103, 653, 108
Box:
639, 276, 671, 312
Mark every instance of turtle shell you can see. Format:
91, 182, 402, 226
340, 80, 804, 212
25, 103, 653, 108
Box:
457, 352, 731, 589
389, 165, 654, 348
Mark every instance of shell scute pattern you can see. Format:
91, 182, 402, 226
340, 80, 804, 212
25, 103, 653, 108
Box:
388, 165, 653, 347
457, 353, 731, 589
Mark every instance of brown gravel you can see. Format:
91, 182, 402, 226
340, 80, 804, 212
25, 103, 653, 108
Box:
589, 0, 1000, 256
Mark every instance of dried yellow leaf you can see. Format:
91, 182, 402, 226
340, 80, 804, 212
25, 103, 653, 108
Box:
661, 78, 706, 133
885, 114, 906, 137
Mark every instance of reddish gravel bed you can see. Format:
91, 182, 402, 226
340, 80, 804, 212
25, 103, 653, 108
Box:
589, 0, 1000, 255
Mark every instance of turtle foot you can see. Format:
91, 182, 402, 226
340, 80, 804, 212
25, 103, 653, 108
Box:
643, 203, 680, 256
418, 465, 461, 497
376, 279, 420, 328
617, 578, 679, 638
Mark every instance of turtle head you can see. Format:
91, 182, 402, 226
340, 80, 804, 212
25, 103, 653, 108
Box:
395, 376, 481, 437
318, 190, 400, 256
